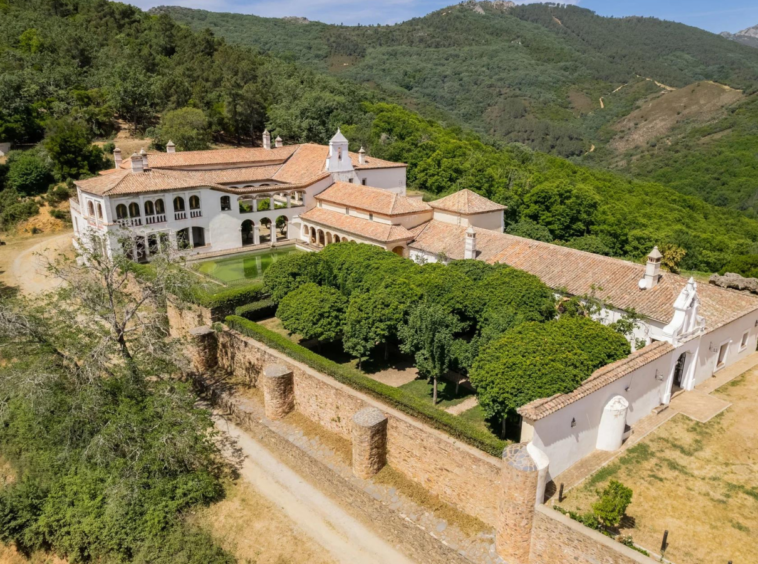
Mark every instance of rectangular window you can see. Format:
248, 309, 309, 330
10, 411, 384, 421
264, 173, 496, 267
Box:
741, 331, 749, 350
369, 213, 373, 221
361, 178, 367, 185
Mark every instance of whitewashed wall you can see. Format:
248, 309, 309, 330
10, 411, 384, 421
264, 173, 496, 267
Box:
529, 348, 676, 480
357, 167, 407, 193
693, 313, 758, 386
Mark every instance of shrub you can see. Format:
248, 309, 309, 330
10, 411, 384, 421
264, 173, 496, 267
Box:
479, 267, 557, 324
46, 184, 72, 205
6, 151, 52, 195
720, 254, 758, 278
592, 480, 633, 528
225, 316, 507, 456
277, 283, 347, 343
189, 283, 265, 314
235, 298, 277, 321
564, 235, 613, 256
470, 317, 630, 421
506, 218, 554, 242
102, 141, 116, 154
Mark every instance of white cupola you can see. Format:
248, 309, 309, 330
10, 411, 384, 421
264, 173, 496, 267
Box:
275, 136, 283, 148
263, 129, 271, 150
166, 140, 175, 154
358, 146, 366, 165
325, 128, 354, 175
639, 246, 662, 290
464, 225, 477, 259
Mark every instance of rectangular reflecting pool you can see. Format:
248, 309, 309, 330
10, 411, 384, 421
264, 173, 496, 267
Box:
194, 247, 301, 286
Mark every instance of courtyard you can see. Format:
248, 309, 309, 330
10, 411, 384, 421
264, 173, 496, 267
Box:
556, 360, 758, 564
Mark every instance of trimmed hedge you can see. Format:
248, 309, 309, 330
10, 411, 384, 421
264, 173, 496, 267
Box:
191, 283, 265, 312
225, 315, 508, 457
235, 299, 277, 321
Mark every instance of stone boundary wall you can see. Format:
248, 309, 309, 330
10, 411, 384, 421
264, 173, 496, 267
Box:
209, 383, 473, 564
167, 298, 213, 339
530, 506, 654, 564
216, 329, 502, 526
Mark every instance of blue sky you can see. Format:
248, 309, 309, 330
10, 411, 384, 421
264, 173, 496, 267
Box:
126, 0, 758, 31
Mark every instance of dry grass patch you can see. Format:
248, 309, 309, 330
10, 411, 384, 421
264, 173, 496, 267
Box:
189, 479, 335, 564
557, 366, 758, 564
373, 466, 490, 537
0, 546, 67, 564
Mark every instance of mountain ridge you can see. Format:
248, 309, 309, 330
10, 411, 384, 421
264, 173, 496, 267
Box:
721, 24, 758, 48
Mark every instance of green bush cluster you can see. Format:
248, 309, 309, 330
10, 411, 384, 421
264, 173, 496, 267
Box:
189, 283, 265, 314
470, 317, 630, 421
235, 298, 277, 321
225, 315, 508, 457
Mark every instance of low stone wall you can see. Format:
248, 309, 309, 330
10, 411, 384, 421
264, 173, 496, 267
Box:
166, 298, 213, 339
211, 385, 472, 564
530, 506, 653, 564
216, 329, 502, 526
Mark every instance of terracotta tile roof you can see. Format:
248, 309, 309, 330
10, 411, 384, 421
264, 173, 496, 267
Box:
518, 341, 675, 421
272, 144, 404, 184
120, 146, 299, 170
316, 182, 431, 216
429, 189, 506, 214
300, 208, 415, 243
409, 223, 758, 330
76, 168, 230, 196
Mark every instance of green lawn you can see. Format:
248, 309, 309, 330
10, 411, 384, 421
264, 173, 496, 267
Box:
194, 248, 300, 286
398, 378, 474, 409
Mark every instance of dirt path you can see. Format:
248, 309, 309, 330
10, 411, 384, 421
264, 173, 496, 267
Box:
216, 417, 416, 564
0, 231, 72, 295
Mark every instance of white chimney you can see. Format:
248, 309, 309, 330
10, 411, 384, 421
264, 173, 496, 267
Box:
140, 148, 148, 169
464, 225, 477, 260
263, 129, 271, 150
640, 246, 663, 290
275, 136, 283, 148
130, 153, 144, 174
358, 146, 366, 165
166, 140, 175, 154
113, 147, 122, 169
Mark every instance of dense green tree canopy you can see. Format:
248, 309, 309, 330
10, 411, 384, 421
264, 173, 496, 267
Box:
152, 107, 212, 151
263, 252, 325, 302
470, 317, 630, 420
277, 282, 348, 343
5, 151, 52, 196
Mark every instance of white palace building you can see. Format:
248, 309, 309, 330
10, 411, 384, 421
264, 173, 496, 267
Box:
72, 130, 758, 482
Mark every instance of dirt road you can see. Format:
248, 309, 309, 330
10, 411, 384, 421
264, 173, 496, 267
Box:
0, 231, 72, 295
216, 418, 416, 564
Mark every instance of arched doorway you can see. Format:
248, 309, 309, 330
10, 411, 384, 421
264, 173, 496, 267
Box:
391, 246, 405, 257
275, 215, 288, 241
241, 220, 255, 246
192, 226, 206, 248
334, 235, 341, 243
326, 232, 333, 245
317, 229, 325, 246
672, 353, 687, 392
260, 218, 272, 244
310, 227, 317, 245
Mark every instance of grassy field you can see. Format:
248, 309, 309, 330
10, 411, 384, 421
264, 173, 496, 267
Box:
556, 367, 758, 563
398, 378, 474, 409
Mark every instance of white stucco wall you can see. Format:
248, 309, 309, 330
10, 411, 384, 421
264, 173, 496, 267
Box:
357, 167, 407, 193
529, 347, 676, 479
693, 313, 758, 385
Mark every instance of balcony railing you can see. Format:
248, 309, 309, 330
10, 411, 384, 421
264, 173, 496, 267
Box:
190, 209, 202, 218
174, 211, 187, 220
145, 214, 166, 225
117, 217, 142, 227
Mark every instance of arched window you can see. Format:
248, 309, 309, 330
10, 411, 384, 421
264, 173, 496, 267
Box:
189, 195, 200, 210
116, 204, 128, 220
87, 201, 95, 216
220, 196, 231, 211
173, 197, 185, 212
145, 201, 155, 216
155, 199, 165, 214
128, 202, 141, 217
97, 203, 103, 218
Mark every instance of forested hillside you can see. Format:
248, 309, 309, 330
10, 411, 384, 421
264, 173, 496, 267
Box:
3, 0, 758, 274
155, 2, 758, 157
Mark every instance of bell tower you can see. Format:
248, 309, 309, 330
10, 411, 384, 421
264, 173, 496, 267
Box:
325, 129, 355, 180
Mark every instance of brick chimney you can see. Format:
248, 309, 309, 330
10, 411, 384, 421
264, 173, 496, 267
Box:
130, 153, 144, 174
263, 129, 271, 150
358, 146, 366, 165
464, 225, 477, 259
166, 140, 175, 154
113, 147, 122, 169
275, 136, 283, 148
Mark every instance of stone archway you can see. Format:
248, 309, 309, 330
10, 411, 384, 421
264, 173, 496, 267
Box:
391, 246, 405, 257
317, 229, 325, 246
241, 219, 255, 246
